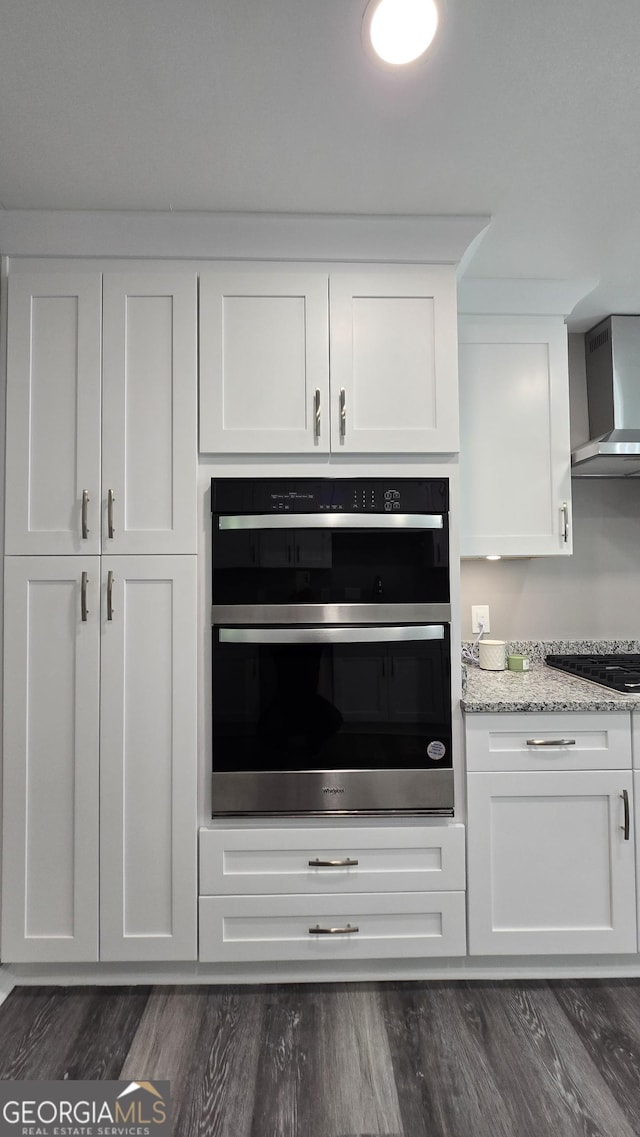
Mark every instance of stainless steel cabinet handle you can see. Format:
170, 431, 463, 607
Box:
107, 489, 115, 538
621, 789, 630, 841
309, 857, 359, 868
339, 388, 346, 438
314, 388, 321, 439
561, 502, 570, 543
526, 738, 576, 747
309, 923, 359, 935
81, 490, 90, 540
81, 571, 89, 622
107, 570, 114, 621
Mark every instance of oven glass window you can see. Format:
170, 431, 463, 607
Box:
213, 628, 452, 773
213, 527, 449, 605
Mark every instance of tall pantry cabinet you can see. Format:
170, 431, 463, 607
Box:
2, 263, 198, 962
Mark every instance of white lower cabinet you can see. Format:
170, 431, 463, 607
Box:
199, 824, 467, 964
199, 892, 466, 964
2, 557, 101, 962
2, 555, 197, 963
466, 713, 637, 956
99, 556, 197, 962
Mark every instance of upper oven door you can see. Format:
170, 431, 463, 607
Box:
212, 622, 452, 775
212, 513, 449, 607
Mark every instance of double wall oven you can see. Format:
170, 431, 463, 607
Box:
211, 477, 453, 816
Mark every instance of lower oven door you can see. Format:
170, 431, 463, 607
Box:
211, 622, 453, 816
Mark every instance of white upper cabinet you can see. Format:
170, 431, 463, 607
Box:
458, 315, 572, 557
5, 271, 103, 555
102, 273, 197, 553
199, 265, 459, 455
199, 270, 330, 453
329, 270, 459, 453
5, 264, 198, 555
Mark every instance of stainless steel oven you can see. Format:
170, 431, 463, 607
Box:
211, 477, 453, 816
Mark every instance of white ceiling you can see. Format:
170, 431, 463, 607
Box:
2, 0, 640, 328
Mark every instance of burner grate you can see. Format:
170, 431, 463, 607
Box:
545, 654, 640, 692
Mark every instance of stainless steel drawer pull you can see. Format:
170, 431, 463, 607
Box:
525, 738, 576, 747
107, 570, 115, 621
314, 388, 321, 439
309, 923, 359, 935
81, 571, 89, 622
561, 501, 570, 543
107, 488, 115, 538
81, 489, 90, 539
621, 789, 630, 841
339, 388, 346, 438
309, 857, 359, 868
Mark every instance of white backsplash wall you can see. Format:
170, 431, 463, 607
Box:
460, 333, 640, 640
461, 477, 640, 639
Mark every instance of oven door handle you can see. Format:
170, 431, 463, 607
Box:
218, 512, 445, 530
218, 625, 445, 644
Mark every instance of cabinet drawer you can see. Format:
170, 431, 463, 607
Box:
465, 712, 631, 771
199, 824, 465, 895
199, 892, 466, 963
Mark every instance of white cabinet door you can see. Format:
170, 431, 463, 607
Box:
5, 271, 102, 555
99, 556, 197, 961
102, 272, 197, 554
467, 770, 637, 955
633, 711, 640, 768
199, 270, 330, 453
2, 557, 100, 962
330, 269, 459, 453
635, 771, 640, 948
458, 316, 572, 556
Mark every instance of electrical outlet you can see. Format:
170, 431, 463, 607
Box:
471, 604, 490, 634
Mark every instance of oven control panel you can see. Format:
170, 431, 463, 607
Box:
212, 478, 449, 515
349, 485, 402, 512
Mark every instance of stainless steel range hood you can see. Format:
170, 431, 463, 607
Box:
571, 315, 640, 477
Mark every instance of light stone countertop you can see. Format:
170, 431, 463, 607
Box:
460, 640, 640, 713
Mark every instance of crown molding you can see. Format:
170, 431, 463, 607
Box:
0, 209, 490, 264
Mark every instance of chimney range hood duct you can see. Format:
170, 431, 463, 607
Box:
571, 315, 640, 477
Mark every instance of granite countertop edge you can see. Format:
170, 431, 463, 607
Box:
461, 639, 640, 714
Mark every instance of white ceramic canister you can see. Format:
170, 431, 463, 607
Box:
479, 639, 507, 670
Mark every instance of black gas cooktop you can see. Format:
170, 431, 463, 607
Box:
545, 654, 640, 693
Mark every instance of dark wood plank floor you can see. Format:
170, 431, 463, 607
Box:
1, 979, 640, 1137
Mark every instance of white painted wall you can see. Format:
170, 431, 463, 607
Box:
460, 333, 640, 639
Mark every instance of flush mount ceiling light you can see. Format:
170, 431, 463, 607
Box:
363, 0, 439, 66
